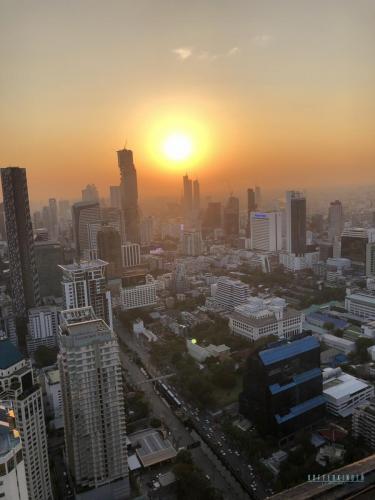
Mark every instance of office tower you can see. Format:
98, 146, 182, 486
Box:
367, 242, 375, 277
341, 228, 375, 271
58, 199, 70, 220
328, 200, 344, 242
0, 339, 52, 499
122, 242, 141, 268
72, 200, 101, 258
58, 307, 129, 496
109, 185, 121, 209
203, 202, 222, 232
0, 404, 29, 500
0, 202, 6, 240
213, 277, 249, 310
192, 179, 200, 225
140, 216, 153, 245
250, 211, 282, 252
240, 336, 325, 436
101, 206, 124, 242
182, 229, 203, 256
255, 186, 261, 208
97, 225, 122, 278
27, 305, 59, 353
223, 196, 240, 238
117, 148, 140, 243
120, 274, 157, 310
352, 399, 375, 450
183, 174, 193, 226
286, 190, 306, 255
35, 240, 64, 297
246, 188, 257, 237
0, 167, 41, 349
82, 183, 99, 203
42, 205, 51, 232
59, 259, 113, 329
33, 210, 43, 230
48, 197, 58, 238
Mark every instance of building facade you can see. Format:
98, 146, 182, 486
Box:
72, 201, 101, 258
286, 190, 306, 256
117, 148, 140, 243
250, 212, 282, 252
122, 242, 141, 268
58, 307, 129, 495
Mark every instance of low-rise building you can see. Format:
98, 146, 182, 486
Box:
322, 367, 374, 418
229, 297, 304, 342
120, 278, 157, 310
186, 339, 230, 363
319, 333, 356, 355
345, 288, 375, 320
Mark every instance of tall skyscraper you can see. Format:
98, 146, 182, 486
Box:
203, 202, 222, 233
193, 179, 200, 224
246, 188, 257, 237
183, 174, 193, 226
1, 167, 40, 351
250, 211, 282, 252
72, 200, 101, 258
109, 185, 121, 209
0, 339, 53, 499
286, 190, 306, 255
59, 259, 113, 329
82, 183, 99, 203
97, 225, 122, 278
48, 197, 58, 238
117, 148, 140, 243
58, 307, 129, 497
223, 195, 240, 238
328, 200, 344, 242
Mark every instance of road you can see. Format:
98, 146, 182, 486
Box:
116, 319, 250, 499
114, 316, 273, 499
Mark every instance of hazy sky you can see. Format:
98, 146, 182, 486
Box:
1, 0, 375, 203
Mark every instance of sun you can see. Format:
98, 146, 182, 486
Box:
163, 133, 193, 161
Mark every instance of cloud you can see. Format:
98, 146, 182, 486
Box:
253, 34, 272, 47
227, 47, 239, 56
172, 47, 193, 60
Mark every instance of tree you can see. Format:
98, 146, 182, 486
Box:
150, 417, 162, 428
356, 337, 375, 363
323, 322, 335, 331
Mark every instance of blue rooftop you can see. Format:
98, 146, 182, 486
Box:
0, 340, 24, 369
269, 368, 322, 395
275, 395, 326, 424
306, 312, 348, 329
259, 336, 319, 366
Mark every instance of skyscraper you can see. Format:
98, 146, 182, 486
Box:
182, 229, 203, 256
59, 259, 113, 329
0, 339, 53, 500
203, 202, 222, 233
1, 167, 40, 350
246, 188, 257, 237
109, 185, 121, 209
193, 178, 200, 224
58, 307, 129, 497
286, 190, 306, 256
97, 225, 122, 278
48, 197, 58, 238
117, 148, 140, 243
183, 174, 193, 226
328, 200, 344, 242
72, 200, 101, 258
223, 195, 240, 238
250, 211, 282, 252
82, 183, 99, 203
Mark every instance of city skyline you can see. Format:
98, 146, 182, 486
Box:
1, 0, 375, 201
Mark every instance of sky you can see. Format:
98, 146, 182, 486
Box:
1, 0, 375, 204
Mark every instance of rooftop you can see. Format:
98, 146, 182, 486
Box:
275, 395, 326, 424
59, 259, 108, 272
259, 336, 319, 366
323, 369, 371, 399
128, 429, 177, 468
0, 340, 24, 370
45, 369, 60, 385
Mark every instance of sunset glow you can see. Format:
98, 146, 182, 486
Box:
163, 133, 193, 162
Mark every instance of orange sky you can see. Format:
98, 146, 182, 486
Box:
1, 1, 375, 203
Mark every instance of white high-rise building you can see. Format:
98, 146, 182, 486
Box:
182, 229, 203, 256
122, 243, 141, 268
26, 305, 58, 353
250, 212, 282, 252
213, 277, 249, 311
0, 339, 52, 500
0, 405, 28, 500
59, 259, 113, 329
58, 307, 129, 497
